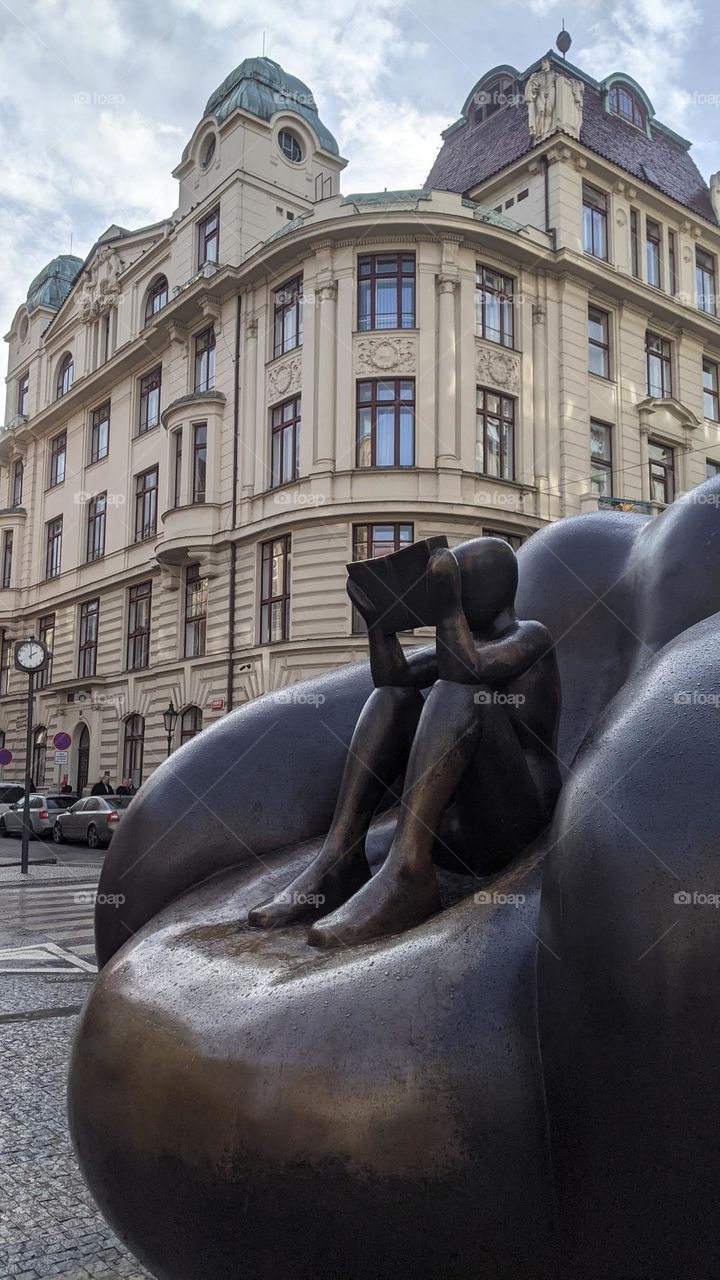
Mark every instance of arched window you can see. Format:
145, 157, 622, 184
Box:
0, 729, 5, 751
608, 83, 646, 130
180, 706, 203, 745
122, 715, 145, 789
56, 353, 74, 399
474, 75, 515, 126
76, 723, 90, 797
32, 725, 47, 788
145, 275, 169, 323
12, 459, 23, 508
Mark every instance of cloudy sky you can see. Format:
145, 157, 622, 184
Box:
1, 0, 719, 374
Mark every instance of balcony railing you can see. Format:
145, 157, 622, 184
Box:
598, 495, 663, 515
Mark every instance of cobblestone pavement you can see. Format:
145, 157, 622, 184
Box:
0, 862, 153, 1280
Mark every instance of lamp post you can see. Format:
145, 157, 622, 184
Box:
163, 700, 178, 758
13, 637, 51, 875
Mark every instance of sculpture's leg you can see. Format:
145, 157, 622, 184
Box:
308, 681, 536, 948
248, 685, 424, 928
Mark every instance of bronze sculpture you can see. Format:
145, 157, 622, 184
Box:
249, 537, 561, 946
69, 482, 720, 1280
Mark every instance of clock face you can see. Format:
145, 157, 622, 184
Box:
15, 640, 47, 671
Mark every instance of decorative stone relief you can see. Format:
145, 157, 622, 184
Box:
79, 245, 124, 322
710, 174, 720, 223
475, 343, 521, 394
525, 60, 584, 143
355, 336, 416, 375
267, 354, 302, 403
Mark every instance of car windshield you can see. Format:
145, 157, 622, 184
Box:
105, 796, 133, 809
46, 796, 78, 810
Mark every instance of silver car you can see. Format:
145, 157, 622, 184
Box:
0, 793, 79, 839
52, 794, 133, 849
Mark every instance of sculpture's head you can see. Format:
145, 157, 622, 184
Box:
454, 536, 519, 630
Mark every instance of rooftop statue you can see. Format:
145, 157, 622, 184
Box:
70, 481, 720, 1280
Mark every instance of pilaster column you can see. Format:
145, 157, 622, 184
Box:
639, 423, 650, 502
314, 280, 337, 470
436, 275, 460, 467
243, 316, 258, 499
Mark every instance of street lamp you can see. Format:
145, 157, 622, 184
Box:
163, 700, 178, 758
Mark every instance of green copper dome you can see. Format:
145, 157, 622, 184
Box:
26, 254, 83, 314
198, 56, 339, 156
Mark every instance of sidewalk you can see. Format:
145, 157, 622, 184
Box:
0, 861, 152, 1279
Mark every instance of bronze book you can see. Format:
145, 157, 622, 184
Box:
347, 536, 449, 634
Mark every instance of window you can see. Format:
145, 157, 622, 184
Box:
184, 563, 208, 657
270, 397, 301, 487
273, 276, 303, 358
194, 327, 216, 392
180, 706, 203, 744
278, 129, 302, 162
668, 231, 678, 296
588, 307, 610, 378
192, 423, 207, 503
630, 209, 640, 278
88, 401, 110, 464
703, 358, 719, 421
86, 492, 106, 562
56, 353, 73, 399
646, 219, 662, 288
32, 726, 47, 787
590, 421, 613, 497
11, 460, 23, 508
475, 264, 514, 347
78, 599, 99, 677
476, 388, 515, 480
145, 275, 168, 322
473, 75, 515, 125
352, 524, 413, 632
358, 254, 416, 331
356, 379, 415, 468
1, 531, 12, 589
582, 183, 608, 259
481, 528, 526, 552
260, 536, 291, 643
138, 367, 161, 434
45, 517, 62, 579
0, 635, 11, 696
696, 248, 717, 315
646, 332, 672, 398
49, 432, 66, 487
198, 207, 219, 269
126, 581, 151, 670
648, 440, 675, 504
123, 715, 145, 789
172, 429, 183, 507
17, 372, 29, 417
134, 467, 158, 542
36, 614, 54, 689
706, 459, 720, 479
608, 83, 646, 130
201, 135, 216, 168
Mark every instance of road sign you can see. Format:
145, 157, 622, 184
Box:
53, 731, 72, 751
0, 748, 12, 766
54, 750, 69, 764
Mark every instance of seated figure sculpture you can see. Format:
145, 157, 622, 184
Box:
249, 536, 562, 947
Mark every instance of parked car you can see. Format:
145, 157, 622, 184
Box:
0, 784, 26, 815
52, 794, 133, 849
0, 793, 79, 839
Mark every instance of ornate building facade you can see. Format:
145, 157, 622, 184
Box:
2, 50, 720, 791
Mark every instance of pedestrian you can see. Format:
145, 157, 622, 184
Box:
60, 774, 73, 794
116, 777, 136, 796
91, 771, 113, 796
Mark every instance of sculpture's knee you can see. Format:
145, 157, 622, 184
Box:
368, 684, 424, 730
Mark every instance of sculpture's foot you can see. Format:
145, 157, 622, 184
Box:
307, 856, 441, 949
247, 849, 371, 928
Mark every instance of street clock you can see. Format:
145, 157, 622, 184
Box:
14, 638, 50, 674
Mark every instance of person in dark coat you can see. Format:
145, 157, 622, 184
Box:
116, 777, 136, 796
91, 772, 113, 796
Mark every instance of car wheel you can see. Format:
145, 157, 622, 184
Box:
52, 822, 64, 844
87, 824, 100, 850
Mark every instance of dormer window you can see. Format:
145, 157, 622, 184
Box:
56, 353, 73, 399
474, 76, 514, 126
278, 129, 303, 163
608, 83, 646, 130
145, 275, 168, 323
201, 135, 216, 168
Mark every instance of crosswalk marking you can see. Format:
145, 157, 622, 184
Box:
1, 880, 99, 969
0, 941, 97, 974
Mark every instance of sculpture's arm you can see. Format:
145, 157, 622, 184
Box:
348, 579, 437, 688
471, 623, 553, 683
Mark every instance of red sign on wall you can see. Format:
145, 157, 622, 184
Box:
210, 698, 225, 711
